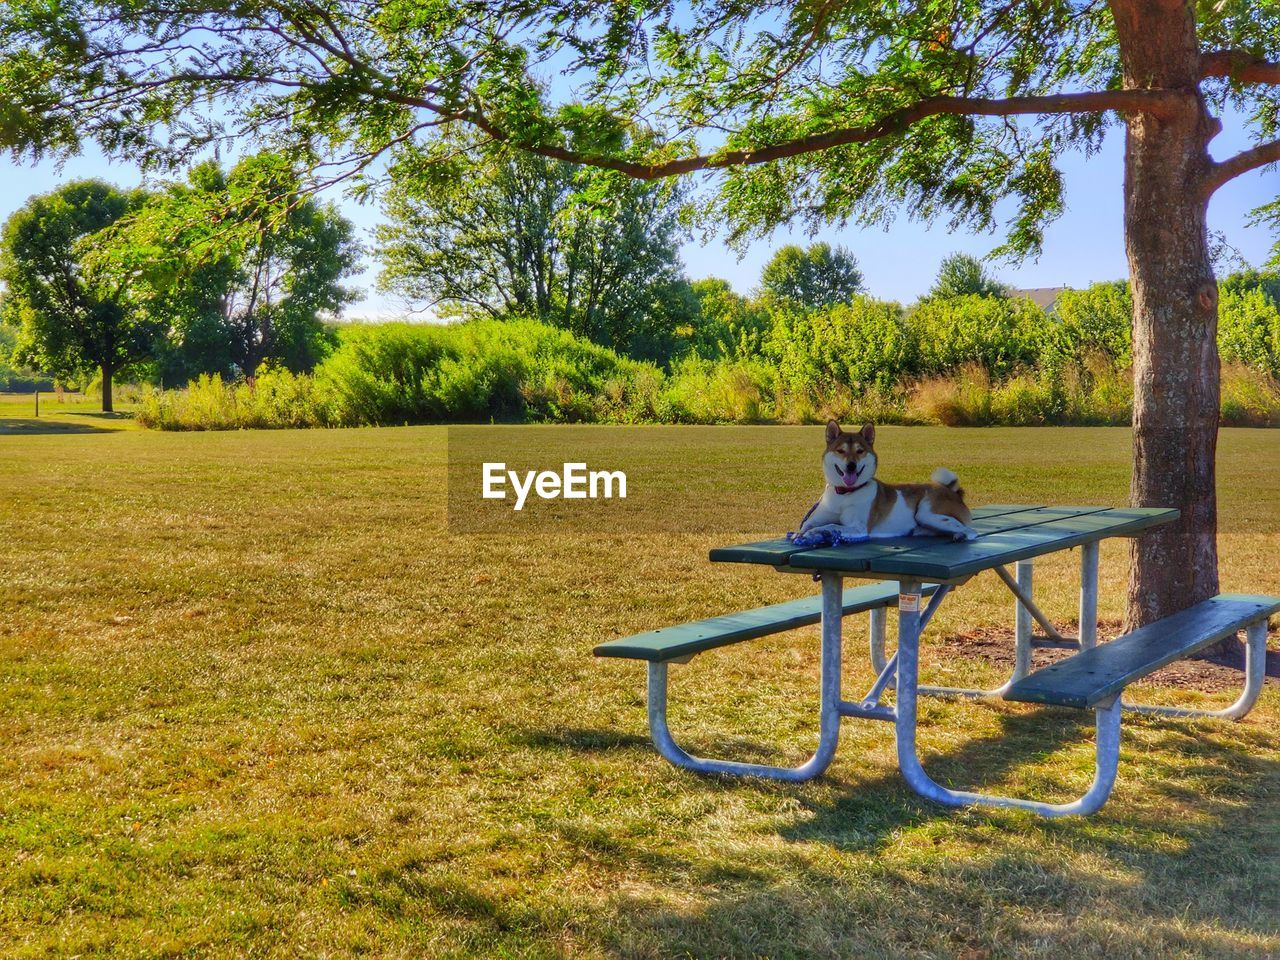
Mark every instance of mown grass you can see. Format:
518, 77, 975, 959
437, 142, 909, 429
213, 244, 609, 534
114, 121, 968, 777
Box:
0, 391, 139, 434
0, 424, 1277, 958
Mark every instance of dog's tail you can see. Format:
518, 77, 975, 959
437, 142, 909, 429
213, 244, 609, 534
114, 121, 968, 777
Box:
931, 467, 963, 495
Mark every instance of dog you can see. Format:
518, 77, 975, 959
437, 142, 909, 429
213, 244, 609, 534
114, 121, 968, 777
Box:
798, 421, 978, 541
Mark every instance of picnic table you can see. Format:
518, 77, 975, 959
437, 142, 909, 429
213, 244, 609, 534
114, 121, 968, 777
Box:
596, 504, 1278, 817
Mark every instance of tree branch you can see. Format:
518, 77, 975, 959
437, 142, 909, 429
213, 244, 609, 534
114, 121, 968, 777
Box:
448, 90, 1178, 181
1200, 50, 1280, 85
1203, 138, 1280, 195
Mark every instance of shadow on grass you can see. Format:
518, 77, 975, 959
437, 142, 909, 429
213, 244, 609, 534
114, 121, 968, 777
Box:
508, 726, 653, 753
1198, 638, 1280, 680
0, 418, 112, 435
516, 708, 1279, 957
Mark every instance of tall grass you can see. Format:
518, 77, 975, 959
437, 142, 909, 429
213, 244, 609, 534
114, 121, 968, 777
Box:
136, 368, 323, 430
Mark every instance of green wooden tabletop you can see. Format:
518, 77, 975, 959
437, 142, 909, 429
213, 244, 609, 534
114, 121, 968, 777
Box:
710, 504, 1179, 581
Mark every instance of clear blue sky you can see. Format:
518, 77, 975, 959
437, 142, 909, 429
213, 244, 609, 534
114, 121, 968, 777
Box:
2, 112, 1274, 319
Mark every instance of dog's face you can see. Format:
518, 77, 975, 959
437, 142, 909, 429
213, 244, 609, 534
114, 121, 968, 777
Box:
823, 421, 878, 488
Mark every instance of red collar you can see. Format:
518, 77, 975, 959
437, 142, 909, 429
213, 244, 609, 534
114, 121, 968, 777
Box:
834, 480, 869, 495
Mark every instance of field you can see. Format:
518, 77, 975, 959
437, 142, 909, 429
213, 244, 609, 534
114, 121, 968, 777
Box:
1, 421, 1277, 958
0, 391, 137, 434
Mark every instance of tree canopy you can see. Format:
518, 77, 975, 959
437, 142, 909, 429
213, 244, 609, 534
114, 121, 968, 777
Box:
0, 179, 159, 409
760, 243, 864, 310
377, 143, 689, 361
97, 154, 359, 382
3, 1, 1276, 256
928, 254, 1009, 300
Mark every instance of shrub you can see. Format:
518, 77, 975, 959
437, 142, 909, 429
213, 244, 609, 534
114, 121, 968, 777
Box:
908, 295, 1047, 378
664, 356, 777, 423
1049, 281, 1132, 367
907, 364, 996, 426
132, 297, 1280, 430
767, 296, 913, 397
906, 358, 1133, 427
683, 278, 771, 361
314, 318, 662, 425
1218, 285, 1280, 377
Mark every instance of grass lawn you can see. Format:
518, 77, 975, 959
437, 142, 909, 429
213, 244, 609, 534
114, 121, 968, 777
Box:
0, 391, 138, 435
0, 423, 1277, 958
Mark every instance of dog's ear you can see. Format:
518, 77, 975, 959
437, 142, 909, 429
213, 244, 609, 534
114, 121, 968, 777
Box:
825, 419, 841, 443
860, 423, 876, 444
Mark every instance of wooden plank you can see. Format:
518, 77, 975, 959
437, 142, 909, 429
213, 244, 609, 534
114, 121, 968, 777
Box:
821, 508, 1178, 581
706, 504, 1046, 566
1005, 594, 1280, 708
706, 505, 1048, 567
708, 537, 806, 566
869, 508, 1176, 580
787, 506, 1113, 576
970, 504, 1047, 518
594, 581, 939, 663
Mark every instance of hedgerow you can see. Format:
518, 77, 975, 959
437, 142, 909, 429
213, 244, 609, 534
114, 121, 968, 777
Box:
135, 280, 1280, 430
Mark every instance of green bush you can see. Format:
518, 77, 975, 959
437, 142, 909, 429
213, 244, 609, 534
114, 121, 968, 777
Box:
135, 368, 326, 429
138, 319, 667, 429
1221, 363, 1280, 426
664, 356, 777, 423
682, 278, 771, 361
1218, 285, 1280, 377
0, 360, 54, 392
313, 318, 666, 425
133, 293, 1280, 430
767, 296, 914, 395
906, 356, 1133, 427
1050, 281, 1132, 367
908, 295, 1047, 377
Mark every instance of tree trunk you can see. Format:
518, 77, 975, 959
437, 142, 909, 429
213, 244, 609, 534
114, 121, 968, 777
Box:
1115, 1, 1222, 637
101, 362, 114, 413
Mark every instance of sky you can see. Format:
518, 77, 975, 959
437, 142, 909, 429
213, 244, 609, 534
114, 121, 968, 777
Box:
2, 110, 1275, 319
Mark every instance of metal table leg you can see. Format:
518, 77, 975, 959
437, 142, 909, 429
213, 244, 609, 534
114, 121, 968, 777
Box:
1079, 540, 1100, 650
644, 571, 844, 781
915, 561, 1037, 699
893, 578, 1123, 816
869, 605, 888, 673
1074, 540, 1263, 721
1124, 620, 1268, 720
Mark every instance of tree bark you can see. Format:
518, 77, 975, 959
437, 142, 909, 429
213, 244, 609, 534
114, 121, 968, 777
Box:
1114, 0, 1222, 636
101, 362, 114, 413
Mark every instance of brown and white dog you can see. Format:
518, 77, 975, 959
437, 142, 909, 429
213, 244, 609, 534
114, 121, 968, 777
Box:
799, 421, 977, 541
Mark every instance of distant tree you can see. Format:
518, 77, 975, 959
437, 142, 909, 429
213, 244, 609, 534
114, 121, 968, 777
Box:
377, 143, 689, 362
760, 243, 863, 310
927, 254, 1010, 300
686, 278, 770, 359
100, 155, 358, 381
0, 180, 158, 411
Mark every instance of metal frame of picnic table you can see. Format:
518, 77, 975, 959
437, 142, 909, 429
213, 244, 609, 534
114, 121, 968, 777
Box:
866, 545, 1268, 721
649, 505, 1270, 816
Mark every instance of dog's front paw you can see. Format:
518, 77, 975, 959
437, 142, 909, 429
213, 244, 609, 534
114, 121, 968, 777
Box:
953, 526, 978, 542
803, 522, 840, 536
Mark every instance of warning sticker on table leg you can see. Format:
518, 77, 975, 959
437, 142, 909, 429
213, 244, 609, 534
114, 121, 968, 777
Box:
899, 593, 920, 612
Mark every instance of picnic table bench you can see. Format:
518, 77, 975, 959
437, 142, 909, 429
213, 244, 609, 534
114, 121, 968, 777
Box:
595, 504, 1277, 817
